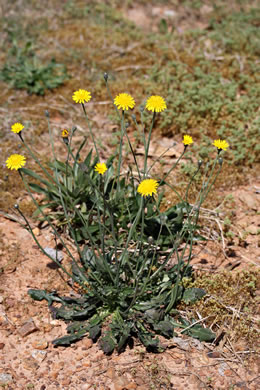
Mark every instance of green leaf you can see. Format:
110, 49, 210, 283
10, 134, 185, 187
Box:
88, 325, 101, 340
153, 320, 175, 338
21, 167, 54, 187
99, 333, 116, 354
182, 288, 207, 304
185, 326, 216, 342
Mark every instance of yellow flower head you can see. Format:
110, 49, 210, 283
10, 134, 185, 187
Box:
114, 93, 135, 111
72, 89, 91, 104
183, 135, 193, 146
213, 139, 229, 151
11, 122, 24, 134
62, 129, 69, 138
94, 162, 107, 175
137, 179, 159, 197
145, 96, 167, 113
6, 154, 26, 170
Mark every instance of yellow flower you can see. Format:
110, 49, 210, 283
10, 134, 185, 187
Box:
145, 96, 167, 113
114, 93, 135, 110
6, 154, 26, 170
94, 162, 107, 175
72, 89, 91, 104
62, 129, 69, 138
183, 135, 193, 146
11, 122, 24, 134
213, 139, 229, 151
137, 179, 159, 197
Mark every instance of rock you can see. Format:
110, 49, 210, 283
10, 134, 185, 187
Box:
172, 337, 190, 350
0, 295, 3, 304
18, 318, 38, 337
32, 340, 48, 350
0, 373, 13, 385
50, 320, 60, 326
23, 357, 39, 370
247, 224, 259, 235
0, 343, 5, 349
107, 367, 116, 379
81, 384, 92, 390
82, 337, 93, 349
32, 227, 40, 236
208, 351, 222, 359
61, 378, 71, 386
44, 247, 63, 262
126, 383, 137, 389
112, 376, 130, 390
31, 349, 47, 363
51, 371, 59, 380
82, 360, 91, 368
238, 192, 257, 210
92, 350, 103, 361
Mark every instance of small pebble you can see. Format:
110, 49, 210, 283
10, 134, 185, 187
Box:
0, 373, 13, 385
44, 247, 63, 262
18, 318, 38, 337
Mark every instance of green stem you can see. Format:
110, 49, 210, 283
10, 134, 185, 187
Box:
143, 112, 156, 177
81, 103, 99, 160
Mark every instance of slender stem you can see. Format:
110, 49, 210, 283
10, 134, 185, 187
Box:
143, 112, 156, 177
22, 139, 57, 184
81, 103, 99, 160
117, 110, 125, 193
160, 148, 186, 185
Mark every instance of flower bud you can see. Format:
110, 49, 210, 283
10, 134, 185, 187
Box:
14, 203, 19, 209
198, 159, 203, 168
45, 110, 50, 118
218, 157, 223, 166
103, 72, 109, 82
148, 236, 154, 244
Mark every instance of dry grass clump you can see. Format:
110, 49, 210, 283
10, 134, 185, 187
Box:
182, 268, 260, 348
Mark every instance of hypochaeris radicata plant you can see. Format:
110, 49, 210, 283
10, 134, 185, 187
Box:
6, 73, 229, 354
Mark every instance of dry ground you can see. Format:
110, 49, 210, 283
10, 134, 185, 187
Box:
0, 1, 259, 389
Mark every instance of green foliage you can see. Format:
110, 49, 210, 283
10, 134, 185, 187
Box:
28, 259, 213, 352
22, 139, 196, 248
0, 40, 69, 95
11, 76, 222, 352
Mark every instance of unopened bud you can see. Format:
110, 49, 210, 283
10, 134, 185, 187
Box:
125, 122, 130, 129
218, 157, 223, 166
148, 236, 154, 244
72, 126, 77, 134
131, 114, 136, 121
103, 72, 109, 82
139, 105, 144, 113
45, 110, 50, 118
14, 203, 19, 209
198, 159, 203, 168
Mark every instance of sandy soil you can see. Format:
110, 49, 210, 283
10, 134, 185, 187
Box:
0, 178, 259, 390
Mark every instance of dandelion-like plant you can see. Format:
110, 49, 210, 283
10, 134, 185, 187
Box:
114, 93, 135, 111
137, 179, 159, 197
183, 135, 193, 146
94, 162, 107, 175
72, 89, 91, 104
13, 75, 223, 354
11, 122, 24, 134
61, 129, 69, 138
213, 139, 229, 152
6, 154, 26, 170
146, 95, 167, 113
